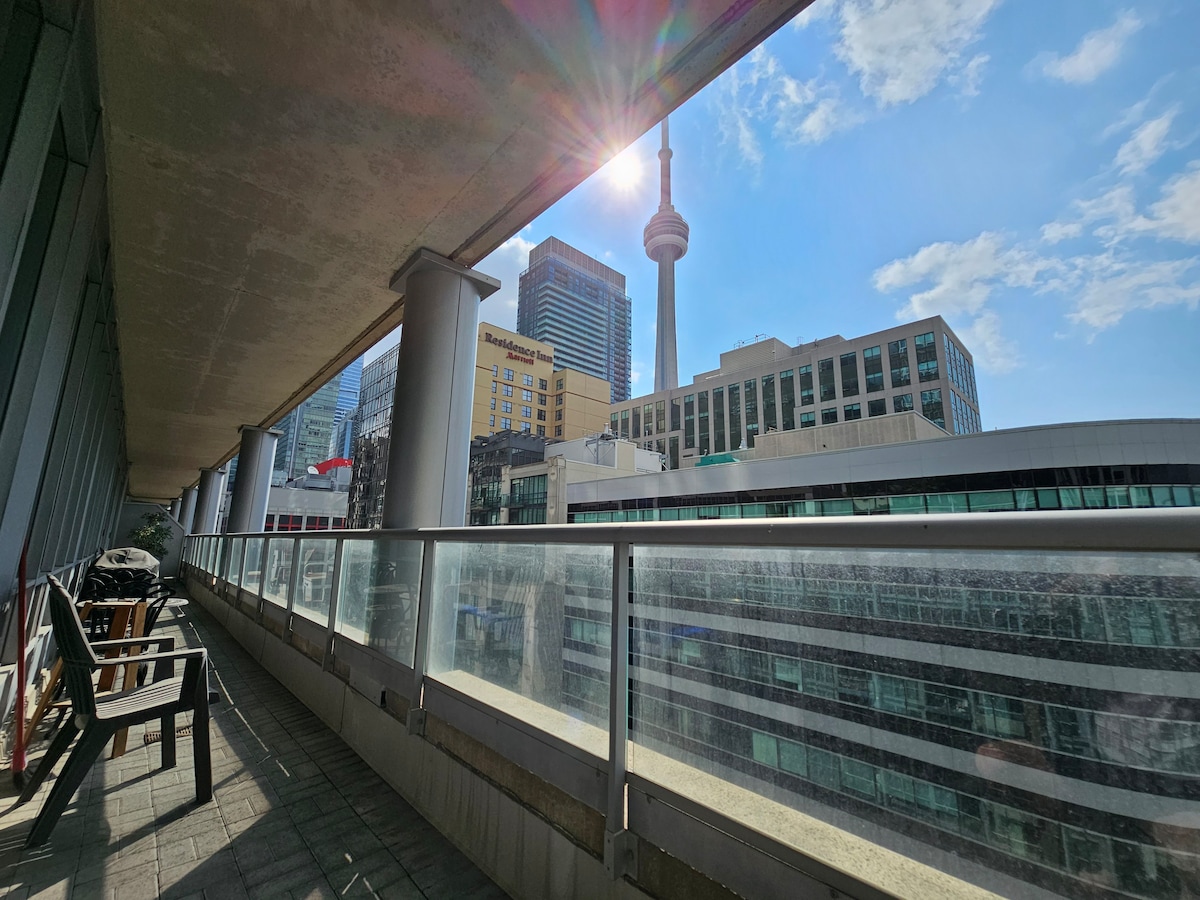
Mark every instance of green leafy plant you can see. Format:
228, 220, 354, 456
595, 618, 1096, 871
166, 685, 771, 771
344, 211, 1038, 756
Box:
127, 512, 171, 560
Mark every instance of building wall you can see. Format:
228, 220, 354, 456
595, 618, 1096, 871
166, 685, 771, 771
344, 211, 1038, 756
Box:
609, 316, 981, 471
748, 411, 948, 461
517, 236, 632, 402
473, 323, 556, 439
551, 368, 612, 441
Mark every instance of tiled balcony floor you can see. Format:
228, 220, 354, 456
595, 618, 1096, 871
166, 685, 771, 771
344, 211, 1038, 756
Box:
0, 594, 507, 900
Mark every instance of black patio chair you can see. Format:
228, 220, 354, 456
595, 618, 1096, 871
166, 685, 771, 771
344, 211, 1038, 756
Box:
18, 576, 212, 847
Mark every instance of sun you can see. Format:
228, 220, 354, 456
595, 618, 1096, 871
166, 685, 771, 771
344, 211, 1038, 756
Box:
603, 147, 643, 193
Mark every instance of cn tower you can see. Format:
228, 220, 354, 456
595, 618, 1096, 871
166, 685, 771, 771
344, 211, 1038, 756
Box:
643, 117, 689, 393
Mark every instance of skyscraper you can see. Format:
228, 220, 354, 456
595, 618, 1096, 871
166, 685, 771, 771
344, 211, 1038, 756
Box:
643, 117, 688, 393
517, 237, 631, 403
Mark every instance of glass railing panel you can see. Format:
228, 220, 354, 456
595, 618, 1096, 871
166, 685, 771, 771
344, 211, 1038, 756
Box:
227, 539, 244, 587
429, 541, 613, 754
336, 538, 422, 667
262, 538, 294, 607
204, 536, 217, 574
242, 538, 264, 595
293, 538, 336, 623
628, 544, 1200, 900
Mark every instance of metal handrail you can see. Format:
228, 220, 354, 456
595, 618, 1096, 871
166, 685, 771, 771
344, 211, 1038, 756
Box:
190, 507, 1200, 552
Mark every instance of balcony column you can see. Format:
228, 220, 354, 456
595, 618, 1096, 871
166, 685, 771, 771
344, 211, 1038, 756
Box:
178, 487, 198, 537
168, 498, 181, 521
382, 250, 499, 529
193, 466, 226, 535
226, 426, 281, 533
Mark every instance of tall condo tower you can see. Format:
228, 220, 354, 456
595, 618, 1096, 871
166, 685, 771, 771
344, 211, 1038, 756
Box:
643, 117, 689, 393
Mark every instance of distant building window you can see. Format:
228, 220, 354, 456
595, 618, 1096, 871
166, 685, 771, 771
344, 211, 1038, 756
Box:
537, 425, 545, 436
502, 384, 513, 397
501, 401, 512, 414
520, 421, 531, 432
555, 409, 563, 421
265, 514, 275, 531
492, 364, 498, 376
921, 388, 945, 429
556, 378, 564, 390
844, 403, 861, 421
818, 358, 836, 402
491, 381, 497, 394
799, 412, 815, 428
504, 368, 515, 381
522, 389, 533, 402
555, 426, 563, 436
539, 378, 548, 390
868, 399, 886, 417
521, 406, 532, 418
490, 398, 496, 410
523, 373, 534, 387
556, 394, 564, 406
893, 393, 914, 413
889, 339, 910, 388
501, 417, 511, 429
864, 346, 884, 392
537, 409, 546, 421
489, 415, 495, 427
840, 353, 859, 397
822, 408, 837, 425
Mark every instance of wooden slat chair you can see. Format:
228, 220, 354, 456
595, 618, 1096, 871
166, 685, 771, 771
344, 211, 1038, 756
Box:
18, 576, 212, 847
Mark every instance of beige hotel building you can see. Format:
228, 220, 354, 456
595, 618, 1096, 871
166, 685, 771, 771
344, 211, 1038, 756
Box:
472, 323, 611, 441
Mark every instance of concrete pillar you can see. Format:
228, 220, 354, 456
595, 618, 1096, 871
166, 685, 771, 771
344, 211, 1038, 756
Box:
382, 249, 499, 529
169, 498, 181, 521
193, 467, 226, 535
226, 426, 281, 533
178, 487, 198, 537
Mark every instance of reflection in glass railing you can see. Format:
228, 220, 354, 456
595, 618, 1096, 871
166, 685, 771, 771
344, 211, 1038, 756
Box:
227, 539, 244, 588
429, 541, 613, 748
294, 538, 336, 623
627, 546, 1200, 900
262, 538, 293, 607
336, 539, 421, 667
243, 537, 264, 595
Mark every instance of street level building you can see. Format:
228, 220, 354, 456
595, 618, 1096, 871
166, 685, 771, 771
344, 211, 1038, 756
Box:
610, 315, 982, 470
517, 237, 632, 402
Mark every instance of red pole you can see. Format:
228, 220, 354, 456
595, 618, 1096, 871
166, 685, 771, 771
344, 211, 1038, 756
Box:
12, 539, 28, 786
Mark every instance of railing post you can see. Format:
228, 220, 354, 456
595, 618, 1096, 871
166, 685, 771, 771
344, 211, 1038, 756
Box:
323, 537, 345, 668
605, 540, 636, 880
406, 538, 437, 735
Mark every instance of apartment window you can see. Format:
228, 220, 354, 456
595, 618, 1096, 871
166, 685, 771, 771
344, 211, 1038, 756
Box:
501, 417, 511, 429
503, 368, 514, 381
489, 398, 496, 410
889, 339, 910, 388
894, 393, 914, 413
683, 395, 695, 449
502, 384, 513, 397
537, 425, 545, 436
643, 404, 654, 436
521, 406, 532, 418
762, 373, 777, 432
864, 346, 884, 392
520, 421, 531, 432
620, 409, 629, 438
537, 409, 546, 421
800, 411, 815, 428
489, 415, 495, 427
501, 401, 512, 414
868, 398, 886, 417
523, 373, 534, 387
538, 393, 546, 405
779, 370, 795, 430
797, 365, 813, 409
656, 400, 666, 434
539, 378, 548, 390
611, 412, 619, 434
555, 426, 563, 437
921, 388, 945, 428
844, 403, 861, 421
555, 409, 563, 421
712, 387, 725, 452
522, 389, 533, 402
818, 358, 836, 401
491, 381, 497, 394
670, 398, 681, 432
556, 378, 564, 390
743, 379, 758, 447
822, 408, 838, 425
698, 391, 710, 454
916, 332, 939, 381
632, 406, 641, 437
669, 436, 679, 470
491, 364, 498, 376
839, 352, 859, 397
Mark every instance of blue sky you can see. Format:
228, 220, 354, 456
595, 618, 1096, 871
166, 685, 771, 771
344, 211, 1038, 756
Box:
378, 0, 1200, 431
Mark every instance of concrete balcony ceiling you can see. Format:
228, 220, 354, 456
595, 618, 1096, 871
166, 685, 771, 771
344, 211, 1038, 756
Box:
97, 0, 812, 500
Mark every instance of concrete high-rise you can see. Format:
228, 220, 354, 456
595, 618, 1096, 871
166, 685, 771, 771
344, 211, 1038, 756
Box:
644, 117, 689, 393
517, 237, 632, 403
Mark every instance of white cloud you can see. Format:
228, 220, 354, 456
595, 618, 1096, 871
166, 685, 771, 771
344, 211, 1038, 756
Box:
1066, 254, 1200, 329
477, 231, 537, 330
951, 53, 989, 97
1039, 11, 1141, 85
835, 0, 1001, 106
792, 0, 836, 28
1140, 163, 1200, 243
1114, 108, 1176, 176
1041, 221, 1082, 244
958, 310, 1019, 373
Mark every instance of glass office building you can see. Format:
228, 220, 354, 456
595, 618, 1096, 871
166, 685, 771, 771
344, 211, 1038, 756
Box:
517, 237, 632, 403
